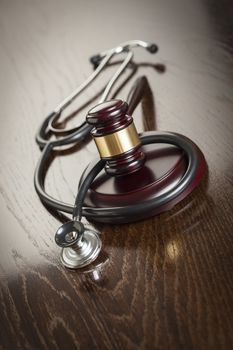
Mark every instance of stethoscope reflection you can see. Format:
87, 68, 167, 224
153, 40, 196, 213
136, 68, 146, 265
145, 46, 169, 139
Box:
166, 240, 180, 260
65, 246, 110, 284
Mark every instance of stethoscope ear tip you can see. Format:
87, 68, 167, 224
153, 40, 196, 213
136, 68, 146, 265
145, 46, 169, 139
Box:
147, 43, 159, 54
90, 54, 102, 69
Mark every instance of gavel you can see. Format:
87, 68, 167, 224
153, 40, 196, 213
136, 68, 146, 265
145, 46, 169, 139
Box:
87, 99, 145, 176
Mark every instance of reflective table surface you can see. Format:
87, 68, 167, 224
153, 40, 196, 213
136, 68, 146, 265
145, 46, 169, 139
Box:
0, 0, 233, 349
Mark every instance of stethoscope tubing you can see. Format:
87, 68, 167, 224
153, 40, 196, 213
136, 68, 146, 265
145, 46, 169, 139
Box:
34, 131, 202, 221
35, 40, 157, 149
36, 51, 133, 148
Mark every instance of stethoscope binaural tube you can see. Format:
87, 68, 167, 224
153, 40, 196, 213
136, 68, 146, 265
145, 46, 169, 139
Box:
36, 40, 158, 148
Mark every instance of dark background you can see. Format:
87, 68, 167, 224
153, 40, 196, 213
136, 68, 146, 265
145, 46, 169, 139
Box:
0, 0, 233, 349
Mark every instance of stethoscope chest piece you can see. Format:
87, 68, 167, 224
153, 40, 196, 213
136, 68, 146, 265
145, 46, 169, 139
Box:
55, 221, 102, 269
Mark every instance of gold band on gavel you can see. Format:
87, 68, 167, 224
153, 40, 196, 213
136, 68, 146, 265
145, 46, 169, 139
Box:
93, 122, 141, 158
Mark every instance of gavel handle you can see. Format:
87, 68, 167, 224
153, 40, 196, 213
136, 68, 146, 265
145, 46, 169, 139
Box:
127, 75, 156, 131
127, 76, 150, 115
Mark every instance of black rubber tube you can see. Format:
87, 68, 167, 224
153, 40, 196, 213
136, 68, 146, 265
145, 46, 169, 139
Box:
34, 132, 200, 221
36, 112, 92, 149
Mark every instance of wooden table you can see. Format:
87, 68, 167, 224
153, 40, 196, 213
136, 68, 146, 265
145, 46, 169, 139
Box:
0, 0, 233, 349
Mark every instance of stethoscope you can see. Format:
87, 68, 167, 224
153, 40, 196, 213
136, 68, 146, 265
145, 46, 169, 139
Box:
34, 40, 206, 269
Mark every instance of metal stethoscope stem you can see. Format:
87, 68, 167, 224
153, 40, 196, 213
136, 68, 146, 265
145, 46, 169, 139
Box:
36, 40, 157, 147
54, 38, 157, 113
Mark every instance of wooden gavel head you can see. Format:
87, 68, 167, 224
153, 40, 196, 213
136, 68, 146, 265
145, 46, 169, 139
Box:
83, 99, 206, 224
86, 99, 145, 176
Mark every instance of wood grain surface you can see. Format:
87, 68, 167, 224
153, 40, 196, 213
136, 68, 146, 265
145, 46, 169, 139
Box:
0, 0, 233, 349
